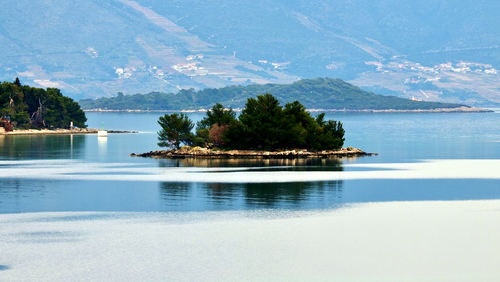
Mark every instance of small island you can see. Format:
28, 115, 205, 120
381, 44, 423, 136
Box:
132, 94, 375, 159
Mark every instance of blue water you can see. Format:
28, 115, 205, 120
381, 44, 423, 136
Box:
0, 111, 499, 213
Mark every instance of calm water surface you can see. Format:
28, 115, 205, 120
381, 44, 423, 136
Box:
1, 111, 499, 213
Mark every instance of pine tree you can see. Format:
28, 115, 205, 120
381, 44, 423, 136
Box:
14, 77, 21, 87
157, 113, 195, 149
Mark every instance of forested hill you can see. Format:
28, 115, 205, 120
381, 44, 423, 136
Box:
79, 78, 466, 111
1, 79, 87, 129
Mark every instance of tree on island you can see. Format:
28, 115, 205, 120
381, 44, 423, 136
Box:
157, 113, 195, 149
157, 94, 345, 151
194, 103, 237, 147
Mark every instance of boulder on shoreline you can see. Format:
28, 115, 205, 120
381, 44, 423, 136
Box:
130, 145, 376, 159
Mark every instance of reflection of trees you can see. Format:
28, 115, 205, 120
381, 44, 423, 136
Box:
159, 157, 345, 171
243, 181, 343, 208
0, 179, 47, 213
157, 158, 346, 210
159, 180, 344, 210
159, 182, 192, 203
205, 183, 240, 200
0, 135, 85, 159
157, 159, 183, 168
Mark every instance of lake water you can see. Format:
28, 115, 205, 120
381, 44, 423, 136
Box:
1, 111, 499, 213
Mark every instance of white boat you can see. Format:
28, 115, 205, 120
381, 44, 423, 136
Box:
97, 130, 108, 137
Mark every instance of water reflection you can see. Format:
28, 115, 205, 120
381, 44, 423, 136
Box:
0, 135, 86, 160
243, 181, 343, 208
0, 179, 48, 212
158, 158, 344, 171
97, 136, 108, 157
160, 181, 344, 210
157, 158, 346, 209
160, 182, 191, 204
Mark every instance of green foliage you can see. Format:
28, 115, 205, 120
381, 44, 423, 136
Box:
308, 114, 345, 150
197, 103, 237, 130
236, 94, 285, 149
193, 128, 209, 147
79, 78, 467, 111
0, 80, 87, 129
222, 94, 345, 150
166, 94, 346, 151
195, 103, 237, 146
12, 111, 31, 128
157, 113, 195, 149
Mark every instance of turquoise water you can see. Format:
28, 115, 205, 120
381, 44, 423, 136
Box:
0, 111, 499, 213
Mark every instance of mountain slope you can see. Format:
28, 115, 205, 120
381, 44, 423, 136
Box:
1, 0, 499, 106
79, 78, 467, 111
0, 0, 297, 100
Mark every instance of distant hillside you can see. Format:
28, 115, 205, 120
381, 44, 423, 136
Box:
79, 78, 466, 111
1, 1, 499, 105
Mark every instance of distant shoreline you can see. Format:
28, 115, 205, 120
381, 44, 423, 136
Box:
1, 128, 137, 136
84, 106, 493, 113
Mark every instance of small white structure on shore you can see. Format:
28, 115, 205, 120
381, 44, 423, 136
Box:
97, 130, 108, 137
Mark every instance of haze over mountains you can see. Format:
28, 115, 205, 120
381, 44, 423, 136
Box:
1, 0, 499, 106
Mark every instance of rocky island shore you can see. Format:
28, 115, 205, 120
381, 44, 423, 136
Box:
131, 146, 376, 159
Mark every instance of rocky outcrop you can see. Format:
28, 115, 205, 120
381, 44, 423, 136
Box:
131, 146, 376, 159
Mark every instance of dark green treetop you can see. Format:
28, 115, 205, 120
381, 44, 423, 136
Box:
157, 113, 195, 149
14, 77, 21, 87
196, 103, 237, 130
225, 94, 345, 150
236, 94, 286, 149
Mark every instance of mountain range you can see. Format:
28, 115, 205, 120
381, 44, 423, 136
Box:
1, 0, 499, 106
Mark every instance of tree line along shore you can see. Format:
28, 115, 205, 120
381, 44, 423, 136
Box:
0, 78, 87, 132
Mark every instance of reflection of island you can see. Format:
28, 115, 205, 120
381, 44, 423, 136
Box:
159, 159, 343, 210
159, 181, 344, 210
158, 157, 345, 210
0, 134, 86, 159
213, 181, 344, 208
158, 157, 345, 170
